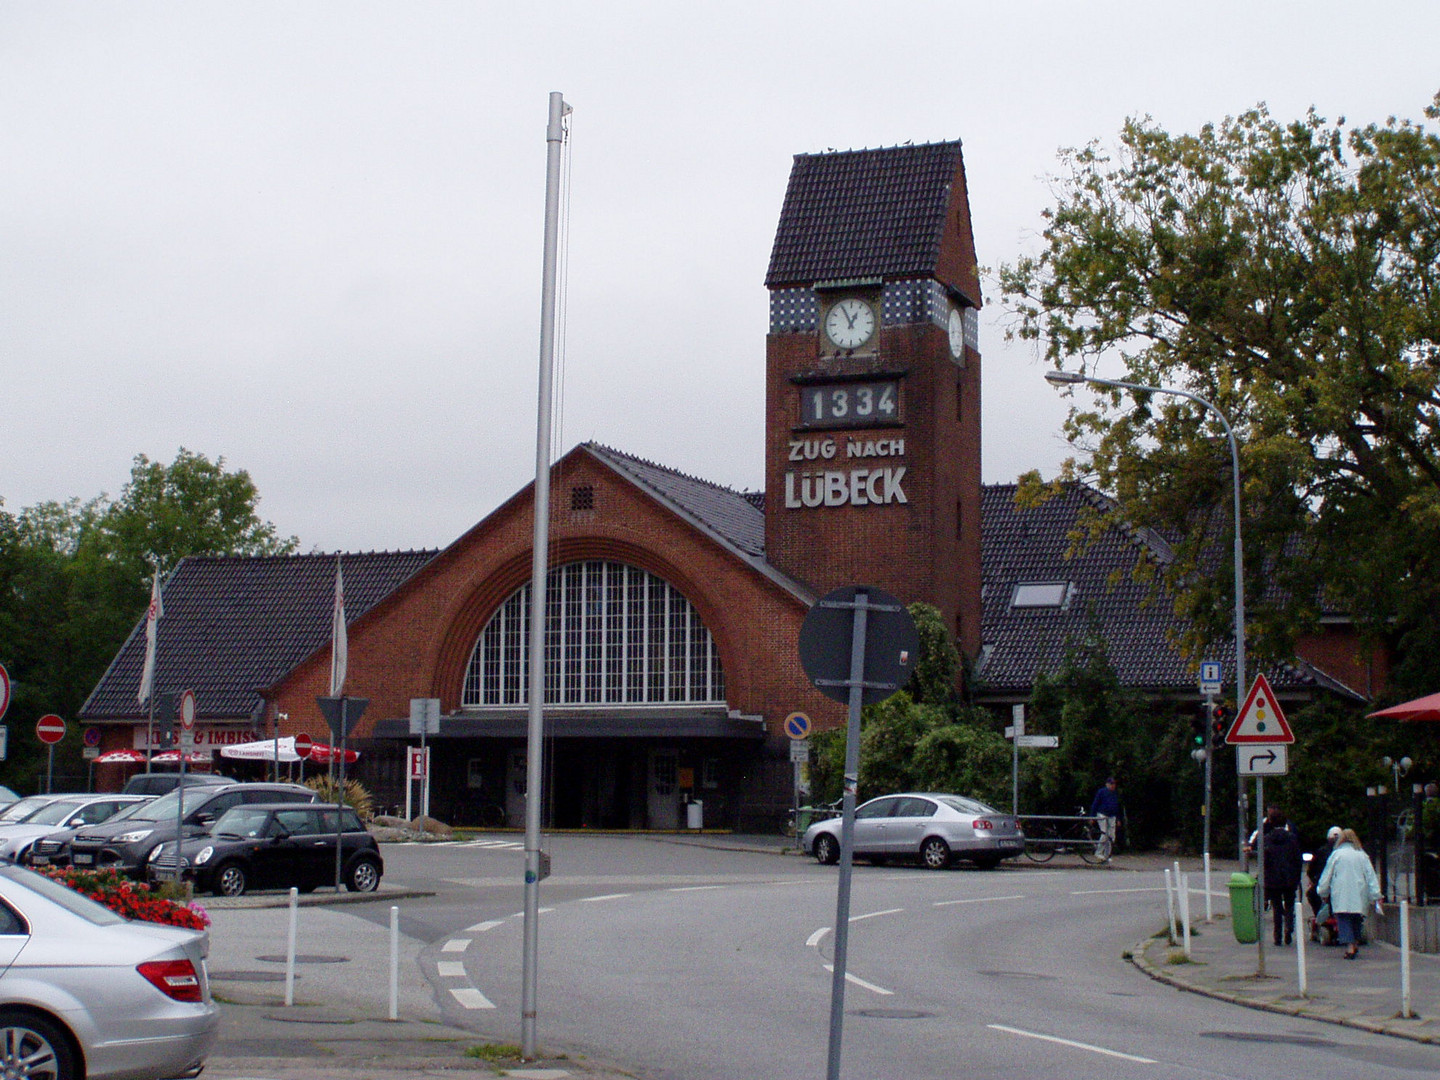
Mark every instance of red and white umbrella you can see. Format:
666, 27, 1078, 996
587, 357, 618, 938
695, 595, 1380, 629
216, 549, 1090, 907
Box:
150, 750, 210, 764
306, 742, 359, 765
94, 749, 146, 764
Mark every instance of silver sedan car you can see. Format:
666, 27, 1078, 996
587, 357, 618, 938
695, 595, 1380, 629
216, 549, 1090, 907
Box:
804, 792, 1025, 870
0, 864, 219, 1079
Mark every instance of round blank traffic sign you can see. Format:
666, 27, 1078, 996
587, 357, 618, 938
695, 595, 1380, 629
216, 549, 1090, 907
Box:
798, 585, 919, 706
36, 714, 66, 745
293, 732, 313, 759
179, 689, 197, 731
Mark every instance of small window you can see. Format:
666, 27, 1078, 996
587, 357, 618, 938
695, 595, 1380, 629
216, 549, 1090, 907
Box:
1010, 582, 1071, 609
570, 485, 595, 511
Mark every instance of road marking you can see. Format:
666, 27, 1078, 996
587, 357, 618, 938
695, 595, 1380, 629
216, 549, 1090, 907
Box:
987, 1024, 1156, 1063
507, 908, 554, 919
449, 987, 496, 1010
849, 907, 904, 922
466, 919, 505, 932
579, 893, 631, 903
667, 885, 726, 892
442, 938, 471, 952
934, 894, 1025, 907
806, 927, 830, 948
822, 964, 893, 996
1070, 887, 1167, 896
437, 961, 467, 978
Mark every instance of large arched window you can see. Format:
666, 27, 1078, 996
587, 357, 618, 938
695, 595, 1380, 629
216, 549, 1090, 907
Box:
463, 560, 726, 708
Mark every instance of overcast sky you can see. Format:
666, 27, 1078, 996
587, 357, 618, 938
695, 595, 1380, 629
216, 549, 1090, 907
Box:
4, 3, 1437, 553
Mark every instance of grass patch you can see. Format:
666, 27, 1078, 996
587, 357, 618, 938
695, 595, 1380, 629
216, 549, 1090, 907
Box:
1166, 949, 1194, 965
465, 1044, 524, 1063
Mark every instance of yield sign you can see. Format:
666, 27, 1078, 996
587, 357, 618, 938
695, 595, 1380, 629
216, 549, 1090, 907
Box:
1226, 673, 1294, 744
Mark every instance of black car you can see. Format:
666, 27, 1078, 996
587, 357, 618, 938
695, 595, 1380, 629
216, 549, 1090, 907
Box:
148, 803, 383, 896
57, 781, 317, 877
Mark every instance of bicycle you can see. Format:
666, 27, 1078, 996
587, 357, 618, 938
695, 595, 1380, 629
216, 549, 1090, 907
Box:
1018, 811, 1110, 864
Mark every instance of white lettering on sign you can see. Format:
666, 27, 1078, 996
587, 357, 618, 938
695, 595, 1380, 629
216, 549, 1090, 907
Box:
133, 726, 258, 749
845, 438, 905, 459
783, 468, 908, 508
789, 438, 838, 462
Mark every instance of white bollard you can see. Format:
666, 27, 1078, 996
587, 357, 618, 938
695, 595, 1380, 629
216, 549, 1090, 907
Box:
1204, 852, 1213, 922
1401, 900, 1412, 1019
1164, 868, 1176, 944
284, 886, 298, 1007
1295, 880, 1308, 998
389, 905, 399, 1021
1180, 871, 1192, 959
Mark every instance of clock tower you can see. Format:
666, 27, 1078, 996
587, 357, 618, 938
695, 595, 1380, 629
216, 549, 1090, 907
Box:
764, 141, 983, 659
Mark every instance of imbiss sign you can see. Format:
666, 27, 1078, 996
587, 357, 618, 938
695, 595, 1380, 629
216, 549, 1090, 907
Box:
784, 436, 907, 509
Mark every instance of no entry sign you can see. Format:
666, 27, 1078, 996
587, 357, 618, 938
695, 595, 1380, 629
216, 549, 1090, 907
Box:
36, 714, 66, 745
293, 732, 313, 759
0, 663, 10, 721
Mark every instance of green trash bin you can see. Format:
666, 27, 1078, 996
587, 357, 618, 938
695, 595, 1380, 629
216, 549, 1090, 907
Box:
1228, 872, 1258, 943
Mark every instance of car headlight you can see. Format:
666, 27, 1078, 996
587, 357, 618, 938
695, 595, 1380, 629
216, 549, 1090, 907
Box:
115, 829, 154, 845
195, 846, 214, 866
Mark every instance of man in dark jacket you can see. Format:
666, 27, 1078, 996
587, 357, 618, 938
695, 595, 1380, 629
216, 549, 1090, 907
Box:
1263, 806, 1303, 945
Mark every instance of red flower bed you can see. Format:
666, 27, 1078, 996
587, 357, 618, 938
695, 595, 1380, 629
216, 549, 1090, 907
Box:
41, 867, 210, 930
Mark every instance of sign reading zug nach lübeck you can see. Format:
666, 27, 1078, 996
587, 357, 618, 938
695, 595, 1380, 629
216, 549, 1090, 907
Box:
784, 436, 908, 509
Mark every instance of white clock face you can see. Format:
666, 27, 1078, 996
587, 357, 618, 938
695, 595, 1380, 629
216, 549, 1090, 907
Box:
948, 307, 966, 359
824, 298, 876, 350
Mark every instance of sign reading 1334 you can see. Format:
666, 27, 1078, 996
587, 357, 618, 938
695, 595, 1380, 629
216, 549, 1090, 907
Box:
798, 380, 900, 430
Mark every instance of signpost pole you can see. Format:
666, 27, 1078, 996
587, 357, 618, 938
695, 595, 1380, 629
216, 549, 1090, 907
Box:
1203, 692, 1214, 921
825, 589, 869, 1080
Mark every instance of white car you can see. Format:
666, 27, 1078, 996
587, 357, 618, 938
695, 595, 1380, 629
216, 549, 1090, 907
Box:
0, 864, 219, 1079
0, 795, 152, 866
803, 792, 1026, 870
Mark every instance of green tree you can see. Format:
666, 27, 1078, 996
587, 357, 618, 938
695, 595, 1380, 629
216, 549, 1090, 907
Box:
1000, 95, 1440, 691
0, 451, 297, 793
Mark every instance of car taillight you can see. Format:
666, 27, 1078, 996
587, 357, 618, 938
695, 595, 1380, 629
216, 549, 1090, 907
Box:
137, 959, 202, 1002
973, 818, 994, 830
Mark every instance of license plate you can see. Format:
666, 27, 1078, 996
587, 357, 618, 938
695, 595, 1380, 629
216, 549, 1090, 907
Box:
29, 855, 48, 866
73, 854, 93, 865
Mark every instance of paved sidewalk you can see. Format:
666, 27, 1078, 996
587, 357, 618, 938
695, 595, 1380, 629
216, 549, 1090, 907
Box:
1129, 861, 1440, 1045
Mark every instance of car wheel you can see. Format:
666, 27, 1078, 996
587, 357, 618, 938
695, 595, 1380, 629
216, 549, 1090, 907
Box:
920, 837, 952, 870
213, 862, 248, 898
0, 1008, 79, 1080
346, 856, 381, 893
813, 833, 840, 866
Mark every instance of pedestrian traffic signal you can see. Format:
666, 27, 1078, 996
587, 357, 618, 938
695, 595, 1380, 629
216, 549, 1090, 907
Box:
1210, 704, 1230, 748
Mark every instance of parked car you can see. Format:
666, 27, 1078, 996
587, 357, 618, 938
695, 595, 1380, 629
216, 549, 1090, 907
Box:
121, 772, 229, 797
0, 794, 68, 826
149, 803, 383, 897
803, 792, 1026, 870
57, 782, 318, 878
0, 785, 20, 809
0, 862, 219, 1079
0, 795, 152, 866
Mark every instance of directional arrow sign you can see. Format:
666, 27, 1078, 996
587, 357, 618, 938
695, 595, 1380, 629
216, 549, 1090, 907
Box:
1238, 744, 1288, 776
1016, 734, 1059, 748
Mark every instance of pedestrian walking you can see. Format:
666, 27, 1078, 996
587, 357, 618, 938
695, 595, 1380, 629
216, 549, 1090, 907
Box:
1316, 827, 1382, 959
1089, 777, 1122, 861
1261, 807, 1302, 945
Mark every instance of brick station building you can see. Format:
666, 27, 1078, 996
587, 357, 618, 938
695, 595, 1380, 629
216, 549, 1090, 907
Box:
78, 142, 1366, 828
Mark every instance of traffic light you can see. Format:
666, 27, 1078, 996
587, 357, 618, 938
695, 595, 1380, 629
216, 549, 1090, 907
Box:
1210, 703, 1230, 748
1189, 710, 1207, 748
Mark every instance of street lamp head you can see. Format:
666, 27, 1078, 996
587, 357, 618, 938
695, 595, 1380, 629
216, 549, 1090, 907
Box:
1044, 370, 1086, 387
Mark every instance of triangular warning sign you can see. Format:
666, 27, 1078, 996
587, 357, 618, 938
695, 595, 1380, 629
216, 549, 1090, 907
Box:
1225, 673, 1294, 744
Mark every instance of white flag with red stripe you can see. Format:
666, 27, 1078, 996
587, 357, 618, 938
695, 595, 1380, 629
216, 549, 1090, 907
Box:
137, 569, 163, 704
329, 556, 347, 696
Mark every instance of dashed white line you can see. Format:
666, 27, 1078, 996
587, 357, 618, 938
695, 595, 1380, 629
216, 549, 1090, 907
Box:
667, 885, 726, 892
437, 961, 467, 978
579, 893, 631, 903
442, 938, 471, 952
1070, 887, 1167, 896
449, 987, 496, 1010
466, 919, 506, 932
987, 1024, 1156, 1063
821, 964, 893, 996
934, 894, 1026, 907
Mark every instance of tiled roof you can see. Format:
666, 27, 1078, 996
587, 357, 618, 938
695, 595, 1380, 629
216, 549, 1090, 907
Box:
977, 483, 1360, 700
765, 141, 964, 288
79, 550, 437, 722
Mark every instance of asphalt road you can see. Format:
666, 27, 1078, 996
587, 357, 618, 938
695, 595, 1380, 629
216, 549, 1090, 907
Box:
272, 836, 1440, 1080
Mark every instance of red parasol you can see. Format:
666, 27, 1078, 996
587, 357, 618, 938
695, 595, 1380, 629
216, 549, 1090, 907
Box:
94, 749, 147, 764
1367, 692, 1440, 722
307, 742, 359, 765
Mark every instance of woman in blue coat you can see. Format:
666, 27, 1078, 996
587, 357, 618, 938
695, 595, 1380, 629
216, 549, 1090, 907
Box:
1317, 828, 1382, 959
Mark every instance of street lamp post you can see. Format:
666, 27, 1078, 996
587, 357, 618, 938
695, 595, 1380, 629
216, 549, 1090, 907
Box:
1045, 370, 1259, 967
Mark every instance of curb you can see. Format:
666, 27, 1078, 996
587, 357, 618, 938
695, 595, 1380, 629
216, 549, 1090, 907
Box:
1127, 938, 1439, 1046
